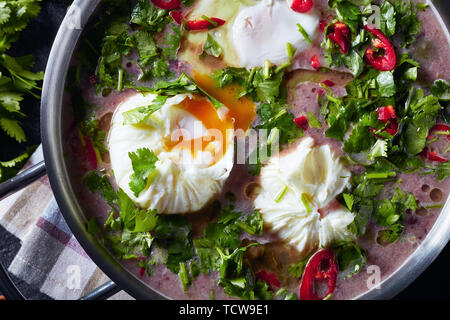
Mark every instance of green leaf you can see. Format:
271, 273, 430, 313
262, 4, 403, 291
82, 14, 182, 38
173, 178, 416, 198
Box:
134, 209, 158, 233
333, 242, 367, 279
84, 171, 118, 204
342, 50, 364, 77
132, 29, 158, 66
87, 217, 100, 235
380, 0, 396, 36
0, 91, 23, 113
162, 24, 183, 60
368, 139, 387, 160
437, 162, 450, 181
130, 0, 170, 32
122, 95, 168, 125
431, 79, 449, 101
307, 111, 322, 129
128, 148, 159, 197
343, 193, 354, 211
376, 71, 396, 97
200, 33, 223, 58
297, 23, 312, 44
0, 117, 25, 142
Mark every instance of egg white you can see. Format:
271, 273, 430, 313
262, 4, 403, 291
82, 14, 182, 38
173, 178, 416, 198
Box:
108, 93, 235, 214
180, 0, 319, 70
254, 137, 355, 256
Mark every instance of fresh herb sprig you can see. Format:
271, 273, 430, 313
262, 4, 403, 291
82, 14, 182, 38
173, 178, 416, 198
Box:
0, 0, 43, 182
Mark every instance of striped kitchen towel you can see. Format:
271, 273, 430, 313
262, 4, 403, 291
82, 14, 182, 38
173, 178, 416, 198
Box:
0, 146, 133, 300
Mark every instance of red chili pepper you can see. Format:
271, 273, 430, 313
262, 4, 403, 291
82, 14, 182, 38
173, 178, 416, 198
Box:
327, 22, 351, 55
310, 55, 320, 69
370, 119, 398, 138
186, 17, 226, 30
431, 124, 450, 133
255, 270, 281, 289
299, 249, 337, 300
151, 0, 181, 10
319, 20, 328, 33
421, 147, 448, 163
83, 136, 98, 170
322, 80, 335, 87
294, 115, 309, 130
431, 124, 450, 141
170, 11, 183, 24
172, 13, 226, 30
377, 105, 396, 122
364, 25, 396, 71
384, 120, 399, 136
291, 0, 314, 13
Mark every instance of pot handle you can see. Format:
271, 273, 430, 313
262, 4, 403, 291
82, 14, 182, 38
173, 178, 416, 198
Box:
0, 161, 47, 201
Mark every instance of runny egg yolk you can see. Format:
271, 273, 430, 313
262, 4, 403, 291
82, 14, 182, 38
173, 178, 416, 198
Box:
165, 72, 256, 165
164, 95, 233, 163
193, 72, 256, 132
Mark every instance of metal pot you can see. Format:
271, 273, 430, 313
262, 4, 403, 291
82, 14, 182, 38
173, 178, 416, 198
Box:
1, 0, 449, 300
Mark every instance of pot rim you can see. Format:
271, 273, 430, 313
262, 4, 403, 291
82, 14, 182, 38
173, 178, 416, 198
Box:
40, 0, 450, 300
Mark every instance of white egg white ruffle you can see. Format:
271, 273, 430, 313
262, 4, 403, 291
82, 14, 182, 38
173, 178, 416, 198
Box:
254, 137, 355, 256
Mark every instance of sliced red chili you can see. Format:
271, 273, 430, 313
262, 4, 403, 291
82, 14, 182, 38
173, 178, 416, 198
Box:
83, 136, 98, 170
170, 11, 183, 24
255, 270, 281, 289
377, 105, 396, 122
186, 17, 226, 30
294, 115, 309, 130
384, 120, 399, 136
431, 124, 450, 133
364, 25, 396, 71
319, 20, 328, 33
151, 0, 181, 10
299, 249, 337, 300
172, 13, 226, 30
327, 22, 351, 55
370, 119, 398, 138
421, 148, 448, 163
322, 80, 335, 87
291, 0, 314, 13
310, 55, 320, 69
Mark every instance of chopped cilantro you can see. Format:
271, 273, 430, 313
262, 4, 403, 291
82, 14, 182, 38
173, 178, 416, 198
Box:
200, 33, 223, 58
332, 241, 367, 279
122, 95, 168, 125
128, 148, 159, 197
297, 23, 312, 44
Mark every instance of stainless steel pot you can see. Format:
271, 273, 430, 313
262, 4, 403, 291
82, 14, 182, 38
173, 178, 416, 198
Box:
1, 0, 449, 300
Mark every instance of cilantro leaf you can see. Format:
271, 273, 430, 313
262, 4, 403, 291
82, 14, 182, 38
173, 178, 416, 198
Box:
130, 0, 170, 32
376, 71, 396, 97
333, 242, 367, 279
122, 95, 168, 125
128, 148, 159, 197
437, 162, 450, 181
200, 33, 223, 59
431, 79, 449, 101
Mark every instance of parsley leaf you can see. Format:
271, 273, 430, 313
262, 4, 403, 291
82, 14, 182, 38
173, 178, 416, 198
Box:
122, 95, 168, 125
128, 148, 159, 197
200, 33, 223, 59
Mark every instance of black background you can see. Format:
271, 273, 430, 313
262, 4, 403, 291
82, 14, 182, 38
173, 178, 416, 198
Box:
0, 0, 450, 300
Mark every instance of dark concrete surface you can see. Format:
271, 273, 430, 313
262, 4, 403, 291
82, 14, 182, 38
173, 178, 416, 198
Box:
0, 0, 449, 300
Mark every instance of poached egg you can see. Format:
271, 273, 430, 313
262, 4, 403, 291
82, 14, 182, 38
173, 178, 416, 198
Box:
179, 0, 319, 70
108, 92, 236, 214
254, 137, 355, 256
